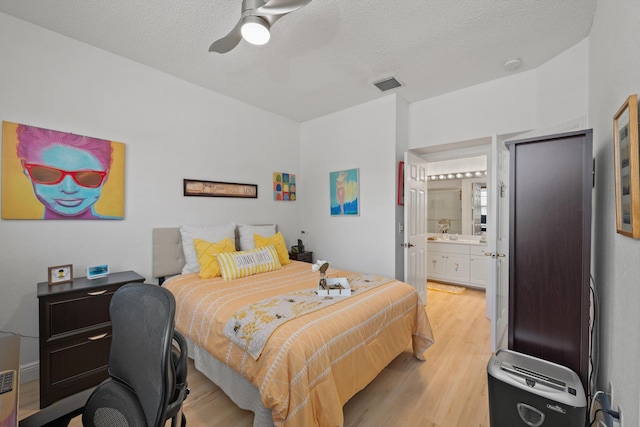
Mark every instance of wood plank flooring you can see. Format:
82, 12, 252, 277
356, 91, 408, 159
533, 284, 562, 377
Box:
19, 287, 491, 427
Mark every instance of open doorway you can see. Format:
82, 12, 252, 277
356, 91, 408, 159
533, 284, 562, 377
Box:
422, 153, 491, 320
407, 132, 520, 351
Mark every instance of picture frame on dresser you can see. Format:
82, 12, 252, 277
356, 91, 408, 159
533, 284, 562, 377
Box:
613, 94, 640, 238
47, 264, 73, 285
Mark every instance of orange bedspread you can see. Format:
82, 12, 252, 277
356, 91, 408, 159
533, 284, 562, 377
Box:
165, 261, 434, 427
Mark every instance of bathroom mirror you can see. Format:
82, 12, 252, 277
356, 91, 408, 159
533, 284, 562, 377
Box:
427, 179, 486, 235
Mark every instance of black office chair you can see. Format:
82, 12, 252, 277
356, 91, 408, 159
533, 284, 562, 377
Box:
82, 283, 189, 427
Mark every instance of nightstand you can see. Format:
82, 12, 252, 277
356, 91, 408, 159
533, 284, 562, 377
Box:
37, 270, 145, 408
289, 251, 313, 263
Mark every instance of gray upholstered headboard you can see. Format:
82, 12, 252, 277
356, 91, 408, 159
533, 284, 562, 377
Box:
152, 227, 184, 280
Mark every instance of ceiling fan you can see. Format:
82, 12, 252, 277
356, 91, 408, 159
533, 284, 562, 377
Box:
209, 0, 312, 53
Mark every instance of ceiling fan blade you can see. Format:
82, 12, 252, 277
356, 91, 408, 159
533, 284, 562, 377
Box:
256, 0, 311, 15
209, 19, 243, 53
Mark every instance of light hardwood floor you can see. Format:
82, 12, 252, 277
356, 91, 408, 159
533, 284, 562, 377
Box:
19, 287, 491, 427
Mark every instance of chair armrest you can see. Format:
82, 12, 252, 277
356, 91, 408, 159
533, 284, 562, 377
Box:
19, 388, 94, 427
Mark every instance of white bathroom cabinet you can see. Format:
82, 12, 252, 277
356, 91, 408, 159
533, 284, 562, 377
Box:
427, 242, 488, 289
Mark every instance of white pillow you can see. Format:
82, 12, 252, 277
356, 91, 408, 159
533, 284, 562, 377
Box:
180, 223, 236, 274
237, 224, 276, 251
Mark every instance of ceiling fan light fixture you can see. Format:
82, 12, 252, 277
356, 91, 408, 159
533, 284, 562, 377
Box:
241, 15, 270, 45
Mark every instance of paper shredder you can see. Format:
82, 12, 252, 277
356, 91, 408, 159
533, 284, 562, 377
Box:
487, 349, 586, 427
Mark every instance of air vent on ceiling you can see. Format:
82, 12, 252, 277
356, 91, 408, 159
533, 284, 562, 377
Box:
373, 77, 402, 92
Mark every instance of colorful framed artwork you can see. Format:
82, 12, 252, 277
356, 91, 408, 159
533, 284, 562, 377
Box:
330, 168, 359, 216
1, 121, 125, 220
613, 94, 640, 238
183, 179, 258, 198
273, 172, 296, 201
48, 264, 73, 285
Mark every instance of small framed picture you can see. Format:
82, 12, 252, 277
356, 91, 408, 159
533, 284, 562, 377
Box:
48, 264, 73, 285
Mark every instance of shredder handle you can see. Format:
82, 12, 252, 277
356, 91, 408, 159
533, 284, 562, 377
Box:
517, 402, 545, 427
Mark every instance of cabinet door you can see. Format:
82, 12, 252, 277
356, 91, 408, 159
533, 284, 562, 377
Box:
446, 255, 469, 283
427, 252, 445, 279
469, 256, 488, 288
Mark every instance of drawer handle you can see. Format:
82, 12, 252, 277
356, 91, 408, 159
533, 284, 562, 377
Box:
88, 333, 108, 341
87, 290, 108, 296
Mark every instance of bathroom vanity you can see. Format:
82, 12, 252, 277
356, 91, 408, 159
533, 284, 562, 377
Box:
427, 238, 489, 289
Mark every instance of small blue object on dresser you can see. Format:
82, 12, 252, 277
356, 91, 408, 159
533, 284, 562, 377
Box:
86, 264, 110, 279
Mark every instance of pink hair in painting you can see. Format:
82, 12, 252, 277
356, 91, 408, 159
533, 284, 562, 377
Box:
16, 124, 113, 170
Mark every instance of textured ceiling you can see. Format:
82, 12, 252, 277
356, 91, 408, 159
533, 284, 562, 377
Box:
0, 0, 596, 122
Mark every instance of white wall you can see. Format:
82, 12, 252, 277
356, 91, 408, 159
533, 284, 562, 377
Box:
536, 38, 590, 130
409, 71, 537, 147
0, 12, 300, 368
409, 38, 590, 148
589, 0, 640, 424
300, 95, 399, 277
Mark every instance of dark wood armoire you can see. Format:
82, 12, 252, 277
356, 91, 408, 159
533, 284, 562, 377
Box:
506, 129, 592, 392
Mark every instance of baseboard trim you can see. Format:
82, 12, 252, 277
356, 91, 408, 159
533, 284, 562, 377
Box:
20, 361, 39, 384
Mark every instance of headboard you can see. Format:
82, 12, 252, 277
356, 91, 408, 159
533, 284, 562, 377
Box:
152, 225, 276, 283
152, 228, 184, 280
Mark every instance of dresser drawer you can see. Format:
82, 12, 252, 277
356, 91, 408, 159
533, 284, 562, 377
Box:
48, 331, 111, 384
40, 328, 112, 407
41, 289, 117, 342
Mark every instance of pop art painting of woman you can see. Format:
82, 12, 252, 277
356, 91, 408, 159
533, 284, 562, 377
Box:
1, 121, 124, 220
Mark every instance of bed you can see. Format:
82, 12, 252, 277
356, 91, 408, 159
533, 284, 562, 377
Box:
152, 226, 434, 427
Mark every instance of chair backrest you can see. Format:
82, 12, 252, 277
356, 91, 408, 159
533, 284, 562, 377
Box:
83, 283, 187, 427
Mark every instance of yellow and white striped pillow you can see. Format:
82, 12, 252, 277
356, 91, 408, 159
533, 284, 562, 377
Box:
217, 245, 281, 281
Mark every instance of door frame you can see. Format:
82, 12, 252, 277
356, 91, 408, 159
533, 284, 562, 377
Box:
407, 134, 517, 351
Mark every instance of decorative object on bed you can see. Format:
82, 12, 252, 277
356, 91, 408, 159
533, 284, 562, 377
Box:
312, 259, 329, 288
183, 179, 258, 198
613, 94, 640, 238
194, 237, 236, 278
330, 168, 359, 216
179, 223, 236, 274
318, 277, 351, 297
2, 121, 125, 220
273, 172, 296, 201
254, 232, 291, 265
216, 245, 281, 280
237, 223, 276, 250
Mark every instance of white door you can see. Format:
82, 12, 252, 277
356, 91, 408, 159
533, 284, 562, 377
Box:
403, 152, 429, 304
487, 134, 510, 351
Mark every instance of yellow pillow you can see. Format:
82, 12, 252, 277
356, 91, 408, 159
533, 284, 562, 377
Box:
254, 232, 291, 265
194, 237, 236, 279
217, 245, 281, 281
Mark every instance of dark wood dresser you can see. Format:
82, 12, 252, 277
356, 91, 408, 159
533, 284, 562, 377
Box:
37, 270, 145, 408
506, 129, 592, 392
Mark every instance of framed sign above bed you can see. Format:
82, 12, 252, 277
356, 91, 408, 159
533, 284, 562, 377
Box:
183, 179, 258, 198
